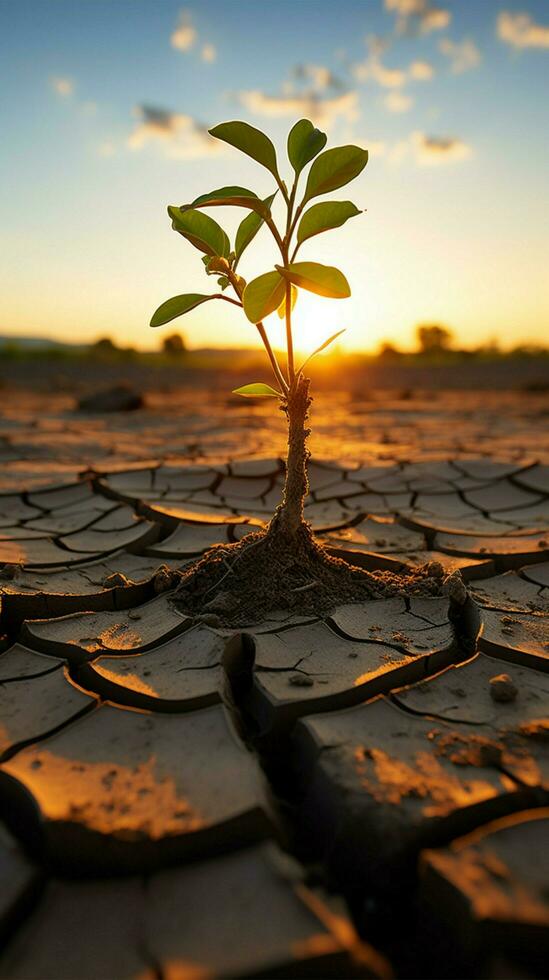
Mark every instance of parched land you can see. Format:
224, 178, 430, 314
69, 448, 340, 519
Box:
0, 372, 547, 978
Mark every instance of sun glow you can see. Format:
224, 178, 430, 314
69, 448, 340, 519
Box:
264, 290, 349, 359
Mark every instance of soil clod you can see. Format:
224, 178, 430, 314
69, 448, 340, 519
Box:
173, 519, 455, 627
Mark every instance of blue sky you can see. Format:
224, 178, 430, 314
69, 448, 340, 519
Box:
1, 0, 548, 352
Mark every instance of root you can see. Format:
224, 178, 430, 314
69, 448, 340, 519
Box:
171, 521, 457, 628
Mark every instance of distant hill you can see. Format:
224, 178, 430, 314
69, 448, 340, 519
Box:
0, 335, 255, 357
0, 334, 89, 351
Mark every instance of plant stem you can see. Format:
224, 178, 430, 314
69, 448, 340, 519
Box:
273, 373, 311, 535
275, 176, 290, 207
226, 268, 288, 393
286, 182, 297, 241
282, 177, 296, 384
215, 294, 242, 307
287, 201, 304, 246
256, 321, 289, 394
284, 278, 295, 383
265, 216, 285, 256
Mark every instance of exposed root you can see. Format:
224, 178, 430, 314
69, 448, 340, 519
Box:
172, 520, 459, 628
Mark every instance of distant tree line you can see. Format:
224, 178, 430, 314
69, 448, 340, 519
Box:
378, 324, 549, 361
91, 333, 187, 358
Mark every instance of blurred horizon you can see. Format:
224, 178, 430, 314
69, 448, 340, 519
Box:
1, 0, 548, 354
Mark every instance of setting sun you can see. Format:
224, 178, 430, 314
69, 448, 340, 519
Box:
267, 290, 348, 358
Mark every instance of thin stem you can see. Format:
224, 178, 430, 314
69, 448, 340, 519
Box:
284, 270, 295, 383
275, 173, 290, 207
281, 180, 298, 384
287, 201, 304, 247
225, 267, 288, 394
225, 268, 245, 302
214, 294, 242, 308
256, 322, 289, 394
265, 216, 285, 257
285, 181, 297, 243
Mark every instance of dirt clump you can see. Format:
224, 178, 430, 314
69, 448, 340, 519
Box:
489, 673, 518, 703
172, 520, 458, 628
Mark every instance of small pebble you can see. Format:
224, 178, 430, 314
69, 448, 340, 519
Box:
489, 673, 518, 703
289, 673, 314, 687
153, 565, 181, 593
424, 561, 445, 579
444, 570, 467, 605
196, 613, 222, 628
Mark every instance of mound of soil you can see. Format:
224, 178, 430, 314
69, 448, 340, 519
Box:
77, 384, 144, 412
172, 520, 463, 628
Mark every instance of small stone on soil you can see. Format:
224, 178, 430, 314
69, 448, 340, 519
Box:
289, 674, 314, 687
489, 673, 518, 702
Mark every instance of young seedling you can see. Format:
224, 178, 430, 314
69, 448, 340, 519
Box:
151, 119, 448, 624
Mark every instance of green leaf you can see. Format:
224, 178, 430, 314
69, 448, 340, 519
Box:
277, 284, 298, 319
297, 201, 361, 245
217, 276, 230, 290
303, 145, 368, 204
276, 262, 350, 299
209, 121, 280, 181
299, 329, 346, 371
287, 119, 327, 176
243, 271, 286, 323
168, 207, 230, 258
232, 382, 282, 398
235, 192, 277, 264
150, 293, 214, 328
182, 186, 271, 220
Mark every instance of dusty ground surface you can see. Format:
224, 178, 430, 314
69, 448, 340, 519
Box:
0, 374, 547, 978
1, 373, 548, 489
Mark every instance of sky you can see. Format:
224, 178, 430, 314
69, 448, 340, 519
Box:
1, 0, 548, 354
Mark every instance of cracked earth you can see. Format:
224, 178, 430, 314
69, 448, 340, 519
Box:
0, 385, 547, 978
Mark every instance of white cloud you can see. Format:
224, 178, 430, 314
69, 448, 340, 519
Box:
497, 11, 549, 49
51, 76, 74, 97
238, 89, 359, 126
171, 9, 218, 61
384, 90, 414, 112
354, 35, 407, 87
439, 37, 481, 73
368, 60, 408, 87
413, 131, 472, 165
171, 9, 197, 51
385, 0, 450, 34
409, 59, 434, 80
354, 37, 434, 88
238, 63, 356, 127
127, 105, 223, 159
389, 131, 472, 166
419, 7, 450, 33
294, 63, 345, 92
201, 43, 216, 63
